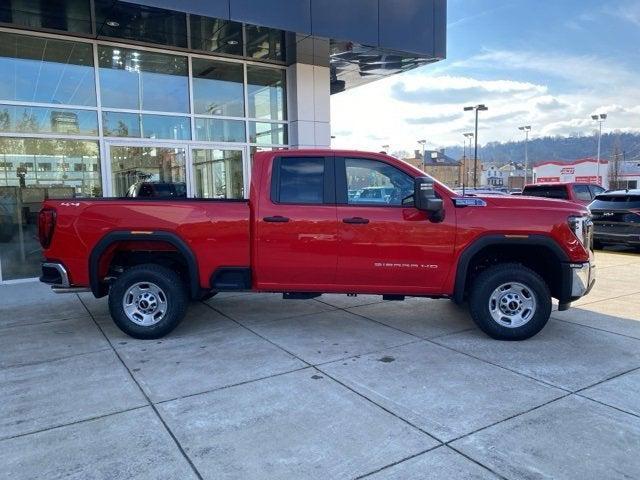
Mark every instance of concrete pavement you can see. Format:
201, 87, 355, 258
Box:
1, 250, 640, 479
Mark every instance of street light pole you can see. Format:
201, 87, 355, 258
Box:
463, 132, 474, 191
464, 104, 488, 188
417, 139, 426, 171
591, 113, 607, 185
518, 126, 531, 185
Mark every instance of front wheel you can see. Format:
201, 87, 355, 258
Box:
108, 264, 188, 339
468, 263, 551, 340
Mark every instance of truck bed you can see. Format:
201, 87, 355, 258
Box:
42, 198, 251, 289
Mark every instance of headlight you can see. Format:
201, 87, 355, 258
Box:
568, 215, 593, 249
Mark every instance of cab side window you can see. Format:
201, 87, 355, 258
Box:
589, 185, 605, 198
572, 185, 592, 201
345, 158, 414, 206
272, 157, 326, 204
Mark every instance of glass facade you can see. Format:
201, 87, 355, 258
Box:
0, 16, 289, 281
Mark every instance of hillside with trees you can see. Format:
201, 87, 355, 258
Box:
445, 132, 640, 166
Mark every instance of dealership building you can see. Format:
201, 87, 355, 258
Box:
0, 0, 446, 282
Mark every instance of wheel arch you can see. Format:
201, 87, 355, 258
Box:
453, 234, 570, 304
89, 231, 200, 299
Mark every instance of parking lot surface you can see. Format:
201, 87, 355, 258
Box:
1, 250, 640, 479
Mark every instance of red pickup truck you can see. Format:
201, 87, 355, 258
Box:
39, 150, 595, 341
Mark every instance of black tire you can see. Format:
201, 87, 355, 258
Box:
468, 263, 551, 341
593, 240, 603, 250
108, 263, 188, 339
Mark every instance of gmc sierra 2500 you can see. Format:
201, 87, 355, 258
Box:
39, 149, 595, 340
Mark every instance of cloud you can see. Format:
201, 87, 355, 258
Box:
391, 76, 546, 105
405, 113, 462, 125
458, 49, 638, 91
536, 97, 567, 112
612, 0, 640, 26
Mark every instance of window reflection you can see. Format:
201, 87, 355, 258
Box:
0, 32, 95, 106
98, 46, 189, 113
190, 16, 243, 56
192, 59, 244, 117
192, 149, 244, 199
247, 66, 286, 120
0, 137, 101, 279
95, 0, 187, 48
102, 111, 140, 137
0, 105, 97, 135
0, 0, 92, 34
110, 146, 186, 197
249, 122, 287, 145
195, 118, 245, 143
245, 25, 285, 61
141, 114, 190, 140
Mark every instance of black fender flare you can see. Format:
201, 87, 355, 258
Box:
452, 234, 570, 304
89, 231, 200, 299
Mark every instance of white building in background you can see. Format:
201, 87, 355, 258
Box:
533, 158, 609, 189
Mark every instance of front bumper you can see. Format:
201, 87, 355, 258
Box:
569, 261, 596, 298
557, 259, 596, 311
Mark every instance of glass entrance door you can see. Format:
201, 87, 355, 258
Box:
190, 147, 247, 199
106, 143, 187, 197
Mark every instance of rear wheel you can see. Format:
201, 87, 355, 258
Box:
108, 264, 188, 339
468, 263, 551, 340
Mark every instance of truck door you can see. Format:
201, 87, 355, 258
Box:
334, 156, 456, 293
255, 155, 338, 289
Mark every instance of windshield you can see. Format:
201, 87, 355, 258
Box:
590, 194, 640, 210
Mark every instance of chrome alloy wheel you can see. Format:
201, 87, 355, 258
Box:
488, 282, 537, 328
123, 282, 168, 326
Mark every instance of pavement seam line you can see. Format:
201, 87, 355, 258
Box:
0, 346, 113, 371
315, 365, 444, 443
444, 444, 511, 480
204, 300, 430, 369
0, 405, 148, 443
551, 315, 640, 342
352, 445, 442, 479
342, 305, 572, 393
77, 294, 205, 480
204, 301, 444, 444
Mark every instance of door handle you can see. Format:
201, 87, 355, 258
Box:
263, 215, 290, 223
343, 217, 370, 224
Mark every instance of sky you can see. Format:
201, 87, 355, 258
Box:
330, 0, 640, 155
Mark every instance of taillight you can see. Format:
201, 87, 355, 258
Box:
38, 209, 56, 249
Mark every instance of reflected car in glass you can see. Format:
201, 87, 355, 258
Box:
125, 182, 187, 198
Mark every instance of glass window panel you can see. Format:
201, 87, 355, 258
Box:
345, 158, 413, 206
95, 0, 187, 48
249, 122, 287, 145
247, 66, 286, 120
141, 114, 190, 140
277, 157, 324, 204
0, 0, 92, 34
98, 46, 189, 113
245, 25, 285, 61
192, 58, 244, 117
195, 118, 245, 143
190, 16, 243, 56
0, 105, 97, 135
0, 32, 95, 106
102, 111, 140, 137
0, 138, 101, 280
192, 149, 244, 199
109, 146, 186, 198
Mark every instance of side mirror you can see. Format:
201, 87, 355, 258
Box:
414, 177, 445, 222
